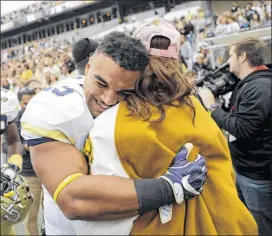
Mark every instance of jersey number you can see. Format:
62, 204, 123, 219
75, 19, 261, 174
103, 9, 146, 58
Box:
45, 86, 74, 96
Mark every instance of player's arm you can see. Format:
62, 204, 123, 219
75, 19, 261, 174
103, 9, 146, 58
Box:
6, 121, 23, 157
22, 86, 207, 221
30, 141, 140, 220
20, 88, 143, 220
30, 140, 207, 222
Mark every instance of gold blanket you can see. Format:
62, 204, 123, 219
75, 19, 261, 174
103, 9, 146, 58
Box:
115, 96, 257, 235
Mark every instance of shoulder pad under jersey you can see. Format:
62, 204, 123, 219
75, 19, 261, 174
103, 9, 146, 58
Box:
20, 80, 93, 146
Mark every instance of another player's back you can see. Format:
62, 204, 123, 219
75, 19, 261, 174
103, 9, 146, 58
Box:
1, 88, 20, 136
1, 88, 20, 123
1, 88, 20, 165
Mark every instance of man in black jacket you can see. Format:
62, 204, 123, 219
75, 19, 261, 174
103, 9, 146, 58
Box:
198, 37, 272, 236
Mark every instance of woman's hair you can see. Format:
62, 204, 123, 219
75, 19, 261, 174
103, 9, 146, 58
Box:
125, 35, 196, 122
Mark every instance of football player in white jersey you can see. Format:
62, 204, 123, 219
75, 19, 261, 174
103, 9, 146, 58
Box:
1, 88, 33, 235
21, 32, 207, 235
1, 88, 21, 165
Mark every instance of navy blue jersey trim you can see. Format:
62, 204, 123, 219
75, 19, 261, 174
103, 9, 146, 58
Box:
27, 137, 57, 146
8, 118, 16, 124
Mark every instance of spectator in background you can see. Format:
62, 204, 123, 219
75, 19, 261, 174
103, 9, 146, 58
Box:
186, 10, 193, 22
214, 15, 228, 35
59, 64, 71, 80
223, 11, 232, 18
226, 17, 240, 33
25, 79, 43, 94
252, 1, 264, 22
15, 65, 23, 80
6, 68, 20, 94
231, 2, 240, 13
179, 33, 193, 69
245, 3, 255, 22
192, 53, 212, 78
27, 59, 36, 71
237, 13, 250, 29
196, 29, 209, 52
45, 56, 61, 78
34, 62, 47, 87
20, 63, 33, 84
183, 18, 195, 47
198, 46, 212, 67
15, 87, 42, 236
180, 16, 194, 36
250, 12, 261, 29
264, 0, 271, 14
192, 11, 206, 36
46, 72, 59, 86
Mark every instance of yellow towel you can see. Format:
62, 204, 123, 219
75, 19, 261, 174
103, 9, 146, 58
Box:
115, 96, 257, 235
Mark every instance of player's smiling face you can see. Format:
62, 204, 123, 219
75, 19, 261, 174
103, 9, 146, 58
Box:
83, 53, 141, 118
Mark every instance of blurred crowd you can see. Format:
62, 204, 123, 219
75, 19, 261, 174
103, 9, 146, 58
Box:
170, 0, 271, 76
1, 1, 271, 97
1, 38, 77, 95
214, 1, 271, 34
1, 1, 65, 25
172, 1, 271, 38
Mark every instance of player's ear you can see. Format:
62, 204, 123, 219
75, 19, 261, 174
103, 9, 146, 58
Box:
85, 57, 92, 75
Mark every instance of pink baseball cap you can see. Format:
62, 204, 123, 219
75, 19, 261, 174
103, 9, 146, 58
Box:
133, 18, 181, 59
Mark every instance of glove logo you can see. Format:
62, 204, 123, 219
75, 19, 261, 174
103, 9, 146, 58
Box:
1, 202, 20, 222
173, 183, 184, 203
159, 143, 207, 224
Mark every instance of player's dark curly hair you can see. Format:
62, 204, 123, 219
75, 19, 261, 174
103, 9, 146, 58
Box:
95, 31, 149, 71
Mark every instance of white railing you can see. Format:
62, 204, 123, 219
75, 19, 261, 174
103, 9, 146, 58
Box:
203, 27, 272, 46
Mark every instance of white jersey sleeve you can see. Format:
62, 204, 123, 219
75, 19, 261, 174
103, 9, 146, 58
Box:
20, 77, 93, 150
1, 88, 20, 136
1, 88, 20, 123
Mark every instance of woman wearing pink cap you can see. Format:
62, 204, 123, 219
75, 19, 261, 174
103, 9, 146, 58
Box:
119, 18, 257, 235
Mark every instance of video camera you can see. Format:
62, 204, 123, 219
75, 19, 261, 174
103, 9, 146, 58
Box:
195, 63, 239, 97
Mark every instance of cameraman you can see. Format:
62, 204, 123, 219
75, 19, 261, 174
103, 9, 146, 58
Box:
198, 37, 272, 236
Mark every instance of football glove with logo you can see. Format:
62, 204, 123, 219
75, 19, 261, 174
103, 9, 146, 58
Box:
159, 143, 207, 223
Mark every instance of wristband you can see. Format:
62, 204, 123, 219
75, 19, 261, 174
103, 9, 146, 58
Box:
8, 154, 23, 171
53, 173, 83, 202
134, 178, 175, 215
